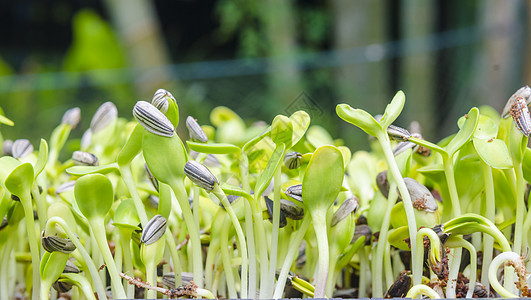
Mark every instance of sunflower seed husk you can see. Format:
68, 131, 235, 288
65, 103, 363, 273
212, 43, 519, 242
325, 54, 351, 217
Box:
376, 170, 390, 198
148, 195, 159, 208
63, 260, 81, 273
184, 161, 219, 191
473, 283, 490, 298
403, 178, 438, 213
220, 195, 240, 210
502, 86, 531, 118
42, 232, 76, 253
133, 101, 175, 137
72, 151, 99, 166
284, 152, 303, 169
510, 96, 531, 137
90, 102, 117, 133
3, 139, 13, 156
432, 224, 449, 245
12, 139, 33, 159
141, 214, 167, 245
393, 141, 416, 156
280, 199, 304, 220
284, 184, 302, 202
152, 89, 175, 114
80, 129, 92, 150
353, 224, 372, 245
0, 217, 7, 230
52, 280, 73, 293
61, 107, 81, 128
11, 194, 20, 201
189, 150, 221, 168
55, 180, 76, 195
331, 196, 359, 227
162, 272, 195, 288
145, 164, 159, 191
265, 196, 287, 228
387, 125, 411, 141
384, 271, 411, 298
186, 116, 208, 143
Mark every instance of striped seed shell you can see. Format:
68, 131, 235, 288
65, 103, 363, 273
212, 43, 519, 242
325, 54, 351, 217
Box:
145, 164, 159, 191
63, 260, 81, 273
133, 101, 175, 137
387, 125, 411, 141
42, 232, 76, 253
141, 214, 167, 245
186, 116, 208, 143
284, 152, 303, 169
284, 184, 302, 202
12, 139, 33, 159
331, 196, 359, 227
184, 161, 219, 191
152, 89, 175, 114
72, 151, 99, 166
53, 280, 73, 293
510, 97, 531, 137
393, 141, 416, 156
265, 196, 287, 228
90, 101, 117, 133
190, 150, 221, 167
473, 283, 489, 298
162, 272, 195, 288
2, 139, 12, 156
502, 85, 531, 118
403, 178, 438, 213
280, 199, 304, 220
61, 107, 81, 128
353, 224, 372, 245
55, 180, 76, 195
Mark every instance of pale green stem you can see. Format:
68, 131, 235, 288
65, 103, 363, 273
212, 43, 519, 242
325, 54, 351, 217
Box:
119, 231, 135, 298
239, 153, 256, 298
514, 164, 525, 256
20, 190, 40, 300
488, 252, 520, 298
220, 216, 237, 298
480, 161, 495, 290
60, 273, 98, 300
31, 186, 46, 234
212, 184, 248, 299
446, 237, 477, 298
146, 261, 158, 299
205, 237, 220, 290
90, 220, 127, 299
165, 231, 183, 287
372, 183, 398, 297
119, 165, 149, 226
406, 284, 440, 299
169, 179, 204, 288
312, 211, 329, 298
325, 247, 340, 297
265, 166, 282, 299
90, 231, 105, 286
413, 228, 440, 286
384, 241, 394, 290
47, 217, 106, 300
1, 241, 12, 300
358, 247, 369, 298
254, 200, 270, 298
273, 216, 311, 299
502, 168, 518, 293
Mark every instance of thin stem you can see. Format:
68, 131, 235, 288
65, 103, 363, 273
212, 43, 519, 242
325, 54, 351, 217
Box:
273, 216, 311, 299
312, 211, 329, 298
20, 190, 40, 300
446, 237, 477, 299
488, 252, 520, 298
118, 231, 135, 298
406, 284, 441, 299
119, 165, 149, 226
146, 261, 158, 299
212, 184, 248, 299
514, 164, 525, 256
413, 228, 441, 286
47, 217, 107, 300
165, 231, 183, 287
384, 241, 394, 290
480, 161, 495, 290
377, 132, 418, 280
239, 153, 256, 298
358, 247, 368, 298
220, 216, 237, 298
169, 179, 204, 288
90, 220, 127, 299
31, 185, 46, 234
266, 166, 282, 298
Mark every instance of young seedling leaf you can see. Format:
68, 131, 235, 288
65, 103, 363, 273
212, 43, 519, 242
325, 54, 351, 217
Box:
254, 144, 285, 197
380, 90, 405, 129
445, 107, 479, 156
187, 141, 240, 154
473, 138, 513, 169
336, 104, 382, 137
74, 174, 114, 221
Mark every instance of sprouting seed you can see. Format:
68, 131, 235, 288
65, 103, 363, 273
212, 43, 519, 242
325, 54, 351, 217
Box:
510, 96, 531, 137
2, 139, 12, 156
141, 214, 167, 245
90, 101, 118, 133
145, 164, 159, 191
186, 116, 208, 143
330, 196, 359, 227
284, 184, 303, 202
63, 260, 81, 273
55, 181, 76, 195
133, 101, 175, 137
52, 280, 73, 293
61, 107, 81, 128
265, 196, 287, 228
403, 178, 438, 213
41, 232, 76, 253
72, 151, 99, 166
12, 139, 33, 159
387, 125, 411, 141
280, 199, 304, 220
284, 152, 303, 169
152, 89, 175, 114
184, 161, 219, 191
502, 85, 531, 118
353, 224, 372, 245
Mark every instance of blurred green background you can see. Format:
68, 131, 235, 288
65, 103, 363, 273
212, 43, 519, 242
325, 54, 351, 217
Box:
0, 0, 529, 150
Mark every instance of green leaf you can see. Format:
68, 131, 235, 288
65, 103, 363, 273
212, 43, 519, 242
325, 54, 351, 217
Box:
66, 163, 119, 176
302, 145, 344, 213
74, 174, 114, 220
187, 141, 240, 154
0, 114, 14, 126
473, 115, 498, 140
271, 115, 293, 147
113, 199, 141, 231
380, 90, 405, 129
5, 163, 34, 197
254, 144, 285, 197
143, 132, 188, 184
388, 226, 411, 251
445, 107, 479, 156
407, 136, 447, 157
33, 139, 48, 178
289, 111, 311, 147
242, 127, 271, 153
473, 138, 512, 169
336, 104, 382, 137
